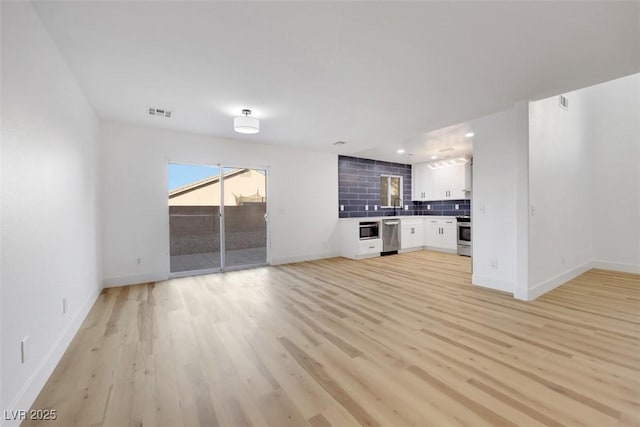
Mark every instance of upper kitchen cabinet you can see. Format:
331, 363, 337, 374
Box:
412, 161, 471, 201
412, 163, 431, 201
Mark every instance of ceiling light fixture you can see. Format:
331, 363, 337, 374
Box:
234, 109, 260, 134
427, 156, 470, 169
431, 155, 438, 159
397, 149, 405, 154
465, 132, 474, 138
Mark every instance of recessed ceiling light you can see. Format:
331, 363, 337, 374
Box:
397, 149, 405, 154
431, 155, 438, 159
465, 132, 474, 138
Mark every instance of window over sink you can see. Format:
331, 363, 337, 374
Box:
380, 175, 402, 208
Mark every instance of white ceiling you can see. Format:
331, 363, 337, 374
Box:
32, 1, 639, 164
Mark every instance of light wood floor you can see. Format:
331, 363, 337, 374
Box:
27, 251, 640, 426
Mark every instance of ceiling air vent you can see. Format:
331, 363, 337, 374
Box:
148, 107, 172, 118
559, 95, 568, 110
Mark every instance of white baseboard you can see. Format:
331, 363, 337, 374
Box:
102, 271, 168, 288
271, 251, 340, 266
2, 286, 101, 427
423, 246, 457, 254
528, 261, 592, 301
472, 275, 515, 294
591, 260, 640, 274
399, 247, 423, 254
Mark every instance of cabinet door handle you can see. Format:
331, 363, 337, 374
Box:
369, 246, 375, 249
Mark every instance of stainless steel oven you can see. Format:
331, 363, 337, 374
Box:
456, 216, 471, 256
359, 221, 380, 240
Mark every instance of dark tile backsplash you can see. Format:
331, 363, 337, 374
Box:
413, 200, 471, 217
338, 156, 413, 218
338, 155, 470, 218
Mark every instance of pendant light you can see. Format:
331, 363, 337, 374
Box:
234, 109, 260, 134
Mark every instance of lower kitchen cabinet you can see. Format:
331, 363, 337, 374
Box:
400, 219, 424, 251
339, 219, 383, 259
424, 217, 457, 252
358, 238, 382, 255
340, 216, 457, 259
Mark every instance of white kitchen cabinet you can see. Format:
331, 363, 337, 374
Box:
358, 238, 383, 255
413, 162, 470, 201
340, 216, 456, 258
412, 163, 429, 201
339, 219, 383, 259
424, 217, 457, 252
400, 219, 423, 250
441, 219, 457, 250
438, 166, 464, 200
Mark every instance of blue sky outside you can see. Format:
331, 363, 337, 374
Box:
168, 163, 219, 191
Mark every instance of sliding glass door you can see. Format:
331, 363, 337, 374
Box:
222, 167, 267, 269
168, 163, 267, 276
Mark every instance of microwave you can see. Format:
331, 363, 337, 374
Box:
359, 221, 380, 240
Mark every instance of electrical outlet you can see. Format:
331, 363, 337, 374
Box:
404, 205, 408, 210
21, 336, 28, 364
365, 205, 369, 211
530, 206, 536, 216
491, 259, 498, 269
62, 297, 68, 315
455, 204, 459, 210
480, 205, 486, 214
136, 258, 142, 265
427, 204, 431, 210
340, 205, 344, 211
374, 205, 378, 211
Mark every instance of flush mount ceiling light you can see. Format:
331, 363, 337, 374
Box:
465, 132, 474, 138
234, 109, 260, 134
397, 149, 405, 154
427, 156, 470, 169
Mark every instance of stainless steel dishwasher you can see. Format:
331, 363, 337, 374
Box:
382, 219, 400, 254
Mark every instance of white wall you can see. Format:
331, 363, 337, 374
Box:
528, 73, 640, 298
0, 2, 102, 424
529, 89, 594, 297
471, 107, 527, 294
589, 74, 640, 273
100, 122, 340, 286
